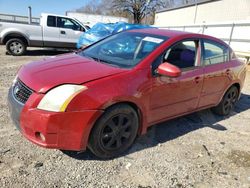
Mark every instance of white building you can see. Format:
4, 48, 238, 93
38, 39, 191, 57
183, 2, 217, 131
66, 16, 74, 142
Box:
155, 0, 250, 26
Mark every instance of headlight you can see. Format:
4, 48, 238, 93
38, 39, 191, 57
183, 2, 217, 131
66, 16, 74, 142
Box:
37, 84, 87, 112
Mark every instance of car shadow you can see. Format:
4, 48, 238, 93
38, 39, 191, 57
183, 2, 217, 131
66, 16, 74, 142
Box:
6, 49, 73, 56
62, 93, 250, 161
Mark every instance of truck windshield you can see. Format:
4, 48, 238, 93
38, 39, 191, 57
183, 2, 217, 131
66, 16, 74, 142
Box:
79, 32, 168, 68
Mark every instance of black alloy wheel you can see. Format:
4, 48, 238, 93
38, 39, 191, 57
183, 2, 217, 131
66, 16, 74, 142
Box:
212, 86, 239, 116
88, 104, 139, 159
101, 113, 133, 151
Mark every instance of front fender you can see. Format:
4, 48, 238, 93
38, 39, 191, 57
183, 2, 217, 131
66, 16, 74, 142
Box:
66, 69, 151, 135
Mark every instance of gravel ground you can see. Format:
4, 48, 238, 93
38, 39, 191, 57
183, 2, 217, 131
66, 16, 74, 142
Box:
0, 46, 250, 188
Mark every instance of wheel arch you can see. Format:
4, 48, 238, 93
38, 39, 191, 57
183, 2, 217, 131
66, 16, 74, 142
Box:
212, 82, 241, 116
227, 82, 241, 100
3, 32, 29, 45
84, 100, 147, 151
232, 82, 240, 95
218, 82, 241, 105
86, 101, 145, 158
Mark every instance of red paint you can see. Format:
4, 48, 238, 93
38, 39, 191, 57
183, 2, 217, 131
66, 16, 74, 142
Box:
158, 63, 181, 77
17, 29, 246, 151
18, 54, 127, 93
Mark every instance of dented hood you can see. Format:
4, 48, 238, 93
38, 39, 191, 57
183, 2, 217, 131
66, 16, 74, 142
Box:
18, 53, 127, 93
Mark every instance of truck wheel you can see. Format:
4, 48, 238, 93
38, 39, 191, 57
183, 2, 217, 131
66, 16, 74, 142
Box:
88, 104, 139, 159
212, 86, 239, 116
6, 38, 27, 56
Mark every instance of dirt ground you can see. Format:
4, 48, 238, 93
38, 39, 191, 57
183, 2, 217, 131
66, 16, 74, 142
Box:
0, 46, 250, 188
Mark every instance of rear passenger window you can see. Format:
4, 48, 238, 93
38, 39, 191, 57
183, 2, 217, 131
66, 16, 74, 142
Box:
203, 41, 229, 65
47, 16, 56, 27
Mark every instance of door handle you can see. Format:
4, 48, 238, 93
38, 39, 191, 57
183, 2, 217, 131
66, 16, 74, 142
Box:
194, 76, 200, 83
207, 74, 213, 78
226, 69, 233, 80
61, 30, 66, 34
226, 69, 231, 75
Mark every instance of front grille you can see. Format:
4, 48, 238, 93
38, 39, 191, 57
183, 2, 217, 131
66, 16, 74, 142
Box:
13, 79, 33, 104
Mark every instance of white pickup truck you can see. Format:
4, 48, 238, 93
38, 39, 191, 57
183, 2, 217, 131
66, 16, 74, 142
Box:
0, 13, 88, 55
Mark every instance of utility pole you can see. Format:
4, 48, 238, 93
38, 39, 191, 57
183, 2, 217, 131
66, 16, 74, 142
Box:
193, 0, 198, 24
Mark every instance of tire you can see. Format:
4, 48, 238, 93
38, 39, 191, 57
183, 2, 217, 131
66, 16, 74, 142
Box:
212, 86, 239, 116
6, 38, 27, 56
88, 104, 139, 159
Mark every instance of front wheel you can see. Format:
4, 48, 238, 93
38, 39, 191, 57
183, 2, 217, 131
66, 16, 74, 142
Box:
212, 86, 239, 116
88, 104, 139, 159
6, 38, 27, 56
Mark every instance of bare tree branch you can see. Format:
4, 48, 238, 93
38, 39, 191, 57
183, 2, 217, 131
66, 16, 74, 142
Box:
74, 0, 175, 24
112, 0, 165, 23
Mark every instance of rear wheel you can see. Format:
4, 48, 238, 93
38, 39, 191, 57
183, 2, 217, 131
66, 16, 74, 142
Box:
212, 86, 239, 116
88, 104, 139, 159
6, 38, 27, 56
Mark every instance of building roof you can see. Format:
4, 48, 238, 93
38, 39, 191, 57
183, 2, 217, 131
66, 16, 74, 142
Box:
156, 0, 221, 13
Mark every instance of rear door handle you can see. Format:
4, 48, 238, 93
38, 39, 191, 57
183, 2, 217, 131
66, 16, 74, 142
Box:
226, 69, 231, 75
194, 76, 200, 83
61, 30, 66, 34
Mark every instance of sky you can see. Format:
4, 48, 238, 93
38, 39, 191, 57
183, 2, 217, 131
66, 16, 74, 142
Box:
0, 0, 93, 17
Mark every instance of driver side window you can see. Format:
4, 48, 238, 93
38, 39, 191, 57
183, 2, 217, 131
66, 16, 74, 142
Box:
57, 17, 81, 31
151, 40, 199, 75
164, 40, 199, 69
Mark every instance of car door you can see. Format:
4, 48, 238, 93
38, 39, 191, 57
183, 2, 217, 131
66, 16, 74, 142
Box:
198, 39, 231, 108
43, 15, 61, 47
149, 39, 204, 124
57, 17, 85, 48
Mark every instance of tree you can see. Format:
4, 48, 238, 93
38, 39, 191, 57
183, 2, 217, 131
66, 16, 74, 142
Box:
76, 0, 102, 15
74, 0, 174, 24
112, 0, 165, 24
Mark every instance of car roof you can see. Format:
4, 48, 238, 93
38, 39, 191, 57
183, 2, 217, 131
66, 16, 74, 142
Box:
129, 28, 192, 37
128, 28, 227, 46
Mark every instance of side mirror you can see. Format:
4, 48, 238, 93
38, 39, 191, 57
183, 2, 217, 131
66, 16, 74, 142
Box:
80, 27, 85, 32
157, 62, 181, 77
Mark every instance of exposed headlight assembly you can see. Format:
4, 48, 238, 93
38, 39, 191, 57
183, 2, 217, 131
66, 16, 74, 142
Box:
37, 84, 87, 112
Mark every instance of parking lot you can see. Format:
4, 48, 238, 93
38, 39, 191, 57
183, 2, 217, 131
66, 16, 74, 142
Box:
0, 46, 250, 188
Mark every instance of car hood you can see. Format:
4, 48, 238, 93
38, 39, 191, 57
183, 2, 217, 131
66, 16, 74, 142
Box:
18, 53, 127, 93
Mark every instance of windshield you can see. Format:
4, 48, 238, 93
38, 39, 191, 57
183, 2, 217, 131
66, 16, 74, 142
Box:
79, 32, 168, 68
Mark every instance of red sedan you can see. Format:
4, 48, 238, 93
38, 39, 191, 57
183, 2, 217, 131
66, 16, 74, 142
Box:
8, 29, 246, 158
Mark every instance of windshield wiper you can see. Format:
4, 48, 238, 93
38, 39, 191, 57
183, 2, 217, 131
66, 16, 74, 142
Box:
92, 57, 101, 62
98, 59, 121, 68
80, 52, 120, 67
81, 52, 100, 62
